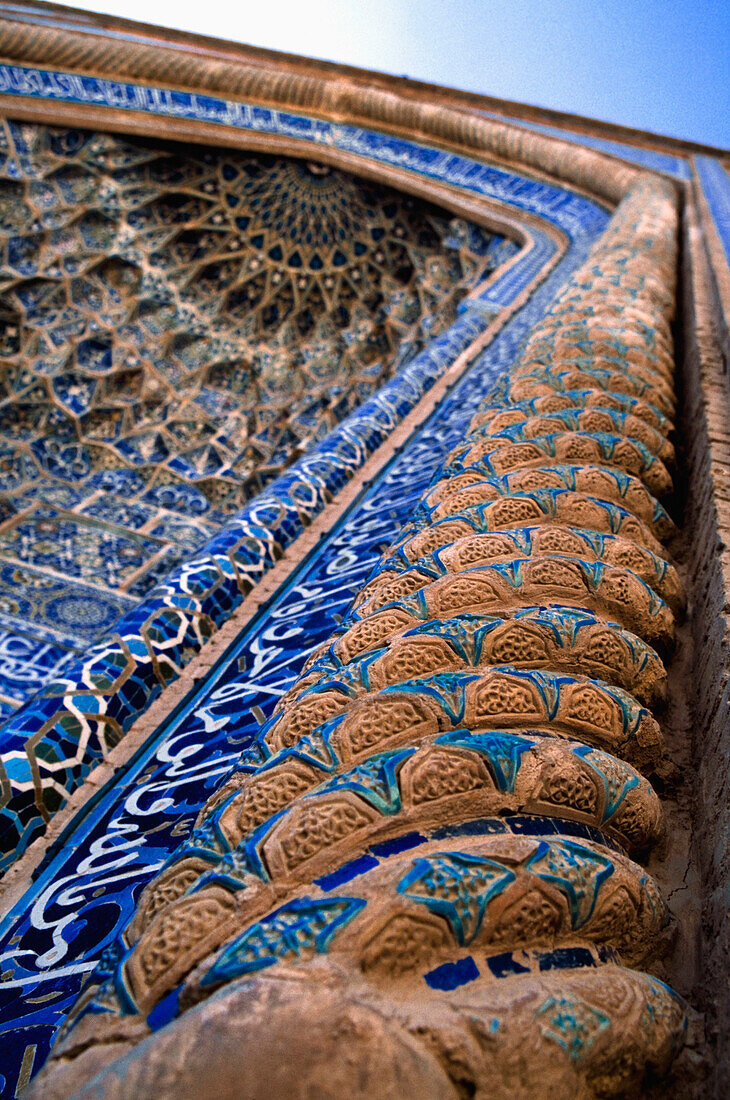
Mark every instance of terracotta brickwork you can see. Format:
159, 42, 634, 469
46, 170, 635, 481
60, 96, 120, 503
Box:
681, 189, 730, 1092
27, 173, 691, 1098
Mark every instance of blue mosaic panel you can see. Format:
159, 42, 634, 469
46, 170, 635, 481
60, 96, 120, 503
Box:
0, 561, 135, 647
0, 206, 608, 1095
0, 508, 166, 589
0, 64, 608, 243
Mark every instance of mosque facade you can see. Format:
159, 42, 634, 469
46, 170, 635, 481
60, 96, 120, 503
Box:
0, 3, 728, 1096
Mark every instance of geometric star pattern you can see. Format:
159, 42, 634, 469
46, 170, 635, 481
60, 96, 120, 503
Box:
0, 117, 514, 710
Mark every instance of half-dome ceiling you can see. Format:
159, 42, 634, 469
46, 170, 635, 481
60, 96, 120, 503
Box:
0, 119, 517, 713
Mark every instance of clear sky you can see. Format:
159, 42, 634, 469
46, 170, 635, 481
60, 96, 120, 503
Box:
49, 0, 730, 148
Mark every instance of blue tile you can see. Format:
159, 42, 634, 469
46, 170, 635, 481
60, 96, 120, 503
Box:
315, 854, 379, 890
424, 956, 480, 991
486, 952, 531, 978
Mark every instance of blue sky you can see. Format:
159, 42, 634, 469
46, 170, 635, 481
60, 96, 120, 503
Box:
53, 0, 730, 148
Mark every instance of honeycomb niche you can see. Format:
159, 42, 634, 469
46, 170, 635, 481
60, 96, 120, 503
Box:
0, 119, 515, 716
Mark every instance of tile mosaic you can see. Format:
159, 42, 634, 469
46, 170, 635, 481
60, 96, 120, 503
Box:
0, 627, 77, 705
0, 508, 166, 590
125, 546, 191, 598
0, 117, 508, 523
0, 113, 518, 734
0, 560, 135, 646
147, 517, 217, 548
77, 496, 158, 530
10, 481, 85, 511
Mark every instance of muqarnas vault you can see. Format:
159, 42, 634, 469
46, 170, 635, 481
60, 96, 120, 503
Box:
0, 4, 729, 1098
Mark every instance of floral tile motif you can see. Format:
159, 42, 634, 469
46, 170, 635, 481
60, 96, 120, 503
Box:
0, 507, 167, 590
147, 516, 217, 547
0, 560, 136, 645
78, 495, 159, 530
11, 481, 86, 510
